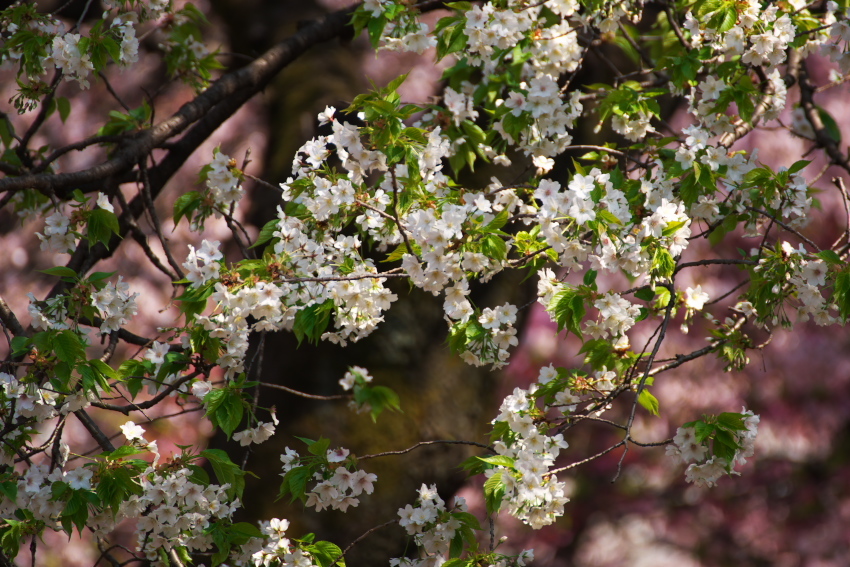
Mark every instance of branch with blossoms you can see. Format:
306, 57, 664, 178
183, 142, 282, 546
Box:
3, 0, 850, 566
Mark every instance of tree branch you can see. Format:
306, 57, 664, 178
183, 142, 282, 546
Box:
358, 439, 494, 460
0, 5, 361, 196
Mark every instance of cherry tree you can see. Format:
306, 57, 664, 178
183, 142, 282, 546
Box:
1, 0, 849, 566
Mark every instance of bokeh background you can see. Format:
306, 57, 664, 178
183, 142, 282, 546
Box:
2, 0, 849, 565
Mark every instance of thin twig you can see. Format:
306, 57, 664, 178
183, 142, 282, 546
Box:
242, 332, 266, 470
34, 135, 127, 174
547, 441, 625, 475
91, 372, 199, 414
99, 72, 131, 112
664, 1, 692, 50
674, 258, 758, 274
389, 165, 421, 262
259, 382, 349, 400
139, 162, 186, 279
17, 71, 63, 167
339, 520, 396, 560
745, 206, 819, 250
358, 440, 494, 460
613, 281, 676, 482
833, 177, 850, 248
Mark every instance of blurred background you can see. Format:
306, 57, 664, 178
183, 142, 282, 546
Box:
2, 0, 849, 565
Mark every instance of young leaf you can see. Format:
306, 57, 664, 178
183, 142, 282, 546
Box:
638, 389, 660, 416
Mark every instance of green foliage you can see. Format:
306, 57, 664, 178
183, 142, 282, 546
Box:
638, 388, 660, 416
97, 101, 152, 136
292, 300, 334, 345
201, 449, 247, 501
683, 411, 751, 466
483, 471, 506, 515
86, 208, 121, 249
546, 285, 588, 339
353, 384, 402, 422
203, 383, 249, 438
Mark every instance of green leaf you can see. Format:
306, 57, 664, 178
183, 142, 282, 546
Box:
39, 266, 78, 279
103, 445, 144, 460
53, 330, 86, 364
637, 389, 660, 416
186, 464, 210, 486
662, 219, 688, 237
215, 390, 245, 438
814, 250, 841, 265
79, 361, 112, 392
385, 73, 408, 94
634, 287, 655, 301
96, 465, 143, 515
817, 107, 842, 144
596, 209, 623, 226
0, 518, 25, 559
476, 455, 516, 469
57, 97, 71, 123
366, 15, 387, 48
87, 208, 121, 249
279, 465, 312, 502
579, 339, 615, 370
709, 5, 738, 32
250, 218, 279, 249
307, 436, 331, 457
716, 412, 748, 431
177, 280, 214, 301
652, 248, 676, 279
712, 428, 739, 461
452, 511, 482, 531
0, 480, 17, 503
694, 421, 715, 443
449, 530, 464, 558
201, 449, 246, 500
86, 271, 117, 283
173, 191, 202, 226
437, 21, 468, 61
787, 159, 810, 174
460, 455, 488, 476
309, 541, 345, 567
483, 471, 505, 515
483, 209, 509, 232
481, 233, 508, 262
835, 269, 850, 322
547, 286, 585, 338
89, 358, 120, 381
229, 522, 263, 542
292, 301, 333, 345
353, 384, 402, 422
10, 336, 31, 357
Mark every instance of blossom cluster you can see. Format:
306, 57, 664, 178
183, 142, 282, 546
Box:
666, 409, 761, 488
5, 0, 850, 564
131, 466, 239, 561
205, 150, 244, 215
91, 276, 139, 333
684, 0, 830, 69
233, 409, 279, 446
779, 242, 836, 325
243, 518, 319, 567
488, 384, 571, 529
280, 445, 377, 513
395, 484, 466, 563
35, 209, 77, 252
0, 372, 59, 430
